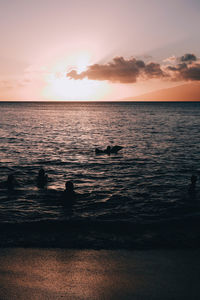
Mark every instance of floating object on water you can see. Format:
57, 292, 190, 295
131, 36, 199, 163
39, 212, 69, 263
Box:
95, 145, 123, 155
110, 145, 123, 153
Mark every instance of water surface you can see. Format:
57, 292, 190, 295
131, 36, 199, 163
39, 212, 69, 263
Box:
0, 102, 200, 228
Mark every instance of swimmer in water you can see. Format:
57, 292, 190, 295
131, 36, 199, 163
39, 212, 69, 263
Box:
188, 175, 197, 197
105, 146, 111, 155
6, 174, 17, 190
61, 181, 76, 206
0, 174, 18, 190
37, 168, 48, 188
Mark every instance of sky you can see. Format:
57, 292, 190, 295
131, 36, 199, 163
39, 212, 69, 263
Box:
0, 0, 200, 100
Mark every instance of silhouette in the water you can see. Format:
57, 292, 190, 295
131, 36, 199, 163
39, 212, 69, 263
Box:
61, 181, 76, 207
106, 146, 111, 155
95, 145, 123, 155
6, 174, 17, 190
37, 168, 48, 188
188, 175, 197, 197
0, 174, 18, 190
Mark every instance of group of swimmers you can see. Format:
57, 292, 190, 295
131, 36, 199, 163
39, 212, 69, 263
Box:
0, 169, 198, 202
0, 168, 76, 203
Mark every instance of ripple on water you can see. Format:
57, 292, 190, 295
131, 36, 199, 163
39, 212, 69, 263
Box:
0, 102, 200, 224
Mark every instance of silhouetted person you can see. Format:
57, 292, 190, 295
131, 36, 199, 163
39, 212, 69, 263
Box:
188, 175, 197, 197
105, 146, 111, 155
0, 174, 19, 190
37, 168, 48, 188
61, 181, 76, 207
6, 174, 17, 190
65, 181, 75, 197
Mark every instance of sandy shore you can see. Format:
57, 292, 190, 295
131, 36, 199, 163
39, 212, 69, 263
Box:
0, 248, 200, 300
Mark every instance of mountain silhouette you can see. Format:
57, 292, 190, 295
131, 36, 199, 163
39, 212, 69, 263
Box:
124, 83, 200, 101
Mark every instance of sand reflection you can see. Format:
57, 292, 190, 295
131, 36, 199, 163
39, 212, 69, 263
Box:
0, 248, 200, 299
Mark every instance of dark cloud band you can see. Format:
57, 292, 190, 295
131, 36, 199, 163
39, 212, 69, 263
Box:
67, 56, 164, 83
67, 53, 200, 83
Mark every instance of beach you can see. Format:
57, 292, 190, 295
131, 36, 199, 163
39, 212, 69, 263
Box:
0, 248, 200, 300
1, 103, 200, 299
1, 0, 200, 297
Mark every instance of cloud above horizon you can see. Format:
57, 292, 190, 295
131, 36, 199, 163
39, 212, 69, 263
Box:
67, 56, 165, 83
167, 54, 200, 81
67, 53, 200, 83
179, 53, 197, 63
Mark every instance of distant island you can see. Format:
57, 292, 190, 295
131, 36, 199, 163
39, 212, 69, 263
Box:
124, 83, 200, 102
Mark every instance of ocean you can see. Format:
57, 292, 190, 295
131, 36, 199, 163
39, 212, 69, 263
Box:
0, 101, 200, 248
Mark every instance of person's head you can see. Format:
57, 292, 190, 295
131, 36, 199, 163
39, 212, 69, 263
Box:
38, 168, 45, 177
65, 181, 74, 192
191, 175, 197, 184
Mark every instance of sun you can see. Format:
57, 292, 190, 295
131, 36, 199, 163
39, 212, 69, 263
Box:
42, 52, 110, 100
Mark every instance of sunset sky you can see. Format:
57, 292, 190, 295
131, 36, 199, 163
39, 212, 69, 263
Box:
0, 0, 200, 101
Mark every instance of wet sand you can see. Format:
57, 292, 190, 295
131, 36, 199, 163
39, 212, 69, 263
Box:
0, 248, 200, 300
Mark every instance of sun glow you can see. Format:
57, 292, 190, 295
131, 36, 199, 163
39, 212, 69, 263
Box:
43, 52, 110, 100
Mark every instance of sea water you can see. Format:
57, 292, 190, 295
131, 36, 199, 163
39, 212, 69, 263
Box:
0, 102, 200, 247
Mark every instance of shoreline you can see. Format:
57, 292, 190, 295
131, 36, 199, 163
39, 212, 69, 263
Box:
1, 216, 200, 249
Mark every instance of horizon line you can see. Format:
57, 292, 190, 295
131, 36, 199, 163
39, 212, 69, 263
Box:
0, 100, 200, 103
